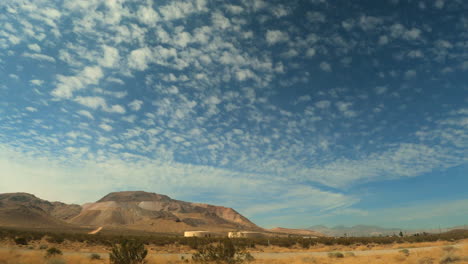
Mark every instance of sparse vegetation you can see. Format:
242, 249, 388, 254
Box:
1, 227, 467, 250
90, 253, 101, 260
399, 248, 410, 256
192, 238, 254, 264
327, 252, 344, 258
45, 247, 63, 258
109, 239, 148, 264
14, 236, 28, 245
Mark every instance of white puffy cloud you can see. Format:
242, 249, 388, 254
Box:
99, 45, 120, 68
74, 96, 107, 109
136, 6, 159, 25
307, 11, 325, 23
265, 30, 289, 45
30, 79, 44, 86
128, 47, 153, 71
106, 104, 126, 114
22, 52, 55, 63
51, 66, 104, 99
77, 110, 94, 119
99, 123, 113, 131
27, 43, 41, 52
128, 100, 143, 111
25, 106, 37, 112
336, 101, 357, 117
306, 48, 316, 57
74, 96, 125, 114
159, 0, 207, 21
434, 0, 445, 9
315, 100, 331, 109
320, 61, 332, 72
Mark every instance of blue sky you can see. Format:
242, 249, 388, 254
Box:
0, 0, 467, 229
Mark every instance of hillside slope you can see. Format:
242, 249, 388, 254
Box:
0, 193, 81, 228
69, 191, 261, 232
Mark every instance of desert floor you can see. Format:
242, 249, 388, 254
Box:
0, 239, 467, 264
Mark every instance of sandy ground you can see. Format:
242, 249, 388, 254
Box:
0, 241, 466, 259
0, 242, 467, 264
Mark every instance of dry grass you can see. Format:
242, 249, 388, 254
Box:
0, 241, 467, 264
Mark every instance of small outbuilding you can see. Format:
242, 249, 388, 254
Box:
184, 231, 225, 238
228, 231, 265, 238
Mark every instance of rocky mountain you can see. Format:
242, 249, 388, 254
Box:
0, 191, 261, 233
0, 193, 81, 228
69, 191, 260, 232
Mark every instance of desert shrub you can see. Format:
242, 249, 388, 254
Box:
344, 252, 355, 257
439, 253, 460, 264
327, 252, 344, 258
298, 238, 312, 249
399, 248, 410, 256
14, 237, 28, 245
418, 257, 434, 264
90, 253, 101, 260
110, 239, 148, 264
40, 244, 48, 250
45, 247, 63, 258
192, 238, 254, 264
47, 236, 65, 244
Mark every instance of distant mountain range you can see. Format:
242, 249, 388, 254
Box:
0, 191, 261, 233
307, 224, 468, 237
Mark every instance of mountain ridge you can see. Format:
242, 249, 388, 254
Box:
0, 191, 261, 233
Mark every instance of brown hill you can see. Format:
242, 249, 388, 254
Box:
69, 191, 260, 233
0, 193, 81, 228
269, 227, 325, 237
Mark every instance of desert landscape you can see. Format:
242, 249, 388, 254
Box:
1, 0, 467, 263
0, 191, 467, 263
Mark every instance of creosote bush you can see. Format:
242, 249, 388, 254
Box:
45, 247, 63, 258
327, 252, 344, 258
14, 237, 28, 245
192, 238, 254, 264
110, 239, 148, 264
90, 253, 101, 260
399, 248, 410, 256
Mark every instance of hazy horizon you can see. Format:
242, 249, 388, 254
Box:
1, 0, 467, 230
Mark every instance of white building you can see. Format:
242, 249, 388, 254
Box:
184, 231, 225, 238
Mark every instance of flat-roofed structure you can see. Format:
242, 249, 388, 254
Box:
228, 231, 265, 238
184, 231, 225, 238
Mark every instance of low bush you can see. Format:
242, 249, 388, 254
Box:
192, 238, 254, 264
45, 247, 63, 258
90, 253, 101, 260
327, 252, 344, 258
14, 237, 28, 245
399, 248, 410, 256
109, 239, 148, 264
